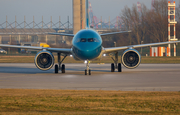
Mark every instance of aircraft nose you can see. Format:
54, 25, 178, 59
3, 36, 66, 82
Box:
75, 43, 101, 60
81, 49, 99, 60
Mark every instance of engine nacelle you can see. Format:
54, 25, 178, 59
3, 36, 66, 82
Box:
121, 49, 141, 69
35, 51, 54, 71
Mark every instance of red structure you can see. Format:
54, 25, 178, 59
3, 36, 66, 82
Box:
168, 1, 178, 56
88, 1, 99, 28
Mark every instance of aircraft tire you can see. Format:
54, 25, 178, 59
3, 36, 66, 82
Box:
118, 63, 122, 72
55, 64, 58, 74
62, 64, 65, 73
111, 63, 115, 72
89, 69, 91, 75
85, 69, 87, 75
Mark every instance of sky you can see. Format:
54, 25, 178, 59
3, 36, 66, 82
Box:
0, 0, 179, 27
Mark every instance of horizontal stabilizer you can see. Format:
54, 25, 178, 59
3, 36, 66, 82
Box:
48, 33, 74, 37
100, 30, 131, 36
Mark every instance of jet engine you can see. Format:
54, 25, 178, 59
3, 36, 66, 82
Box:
121, 49, 141, 69
35, 51, 54, 71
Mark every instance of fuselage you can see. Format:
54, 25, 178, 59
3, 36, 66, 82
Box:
72, 29, 102, 60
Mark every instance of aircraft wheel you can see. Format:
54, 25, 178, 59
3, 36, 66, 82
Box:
118, 63, 122, 72
89, 69, 91, 75
85, 69, 87, 75
62, 64, 65, 73
111, 63, 115, 72
55, 64, 58, 74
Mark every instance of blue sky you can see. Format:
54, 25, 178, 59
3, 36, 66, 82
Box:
0, 0, 179, 25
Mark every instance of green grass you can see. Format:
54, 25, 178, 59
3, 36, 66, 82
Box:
1, 55, 180, 64
141, 56, 180, 63
0, 89, 180, 115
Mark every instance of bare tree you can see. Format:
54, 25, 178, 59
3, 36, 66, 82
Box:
147, 0, 168, 42
121, 3, 149, 45
120, 0, 169, 45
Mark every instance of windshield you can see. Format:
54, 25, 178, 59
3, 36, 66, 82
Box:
80, 38, 86, 42
88, 38, 94, 42
76, 38, 100, 43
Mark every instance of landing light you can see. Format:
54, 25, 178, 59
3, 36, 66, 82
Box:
84, 60, 87, 64
84, 60, 91, 64
70, 55, 73, 57
103, 54, 106, 57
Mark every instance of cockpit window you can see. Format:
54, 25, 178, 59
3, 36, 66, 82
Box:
78, 38, 100, 43
88, 38, 94, 42
80, 38, 86, 42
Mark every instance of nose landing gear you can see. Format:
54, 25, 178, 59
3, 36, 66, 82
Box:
85, 60, 91, 75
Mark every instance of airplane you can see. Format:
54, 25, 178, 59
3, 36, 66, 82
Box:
0, 0, 180, 75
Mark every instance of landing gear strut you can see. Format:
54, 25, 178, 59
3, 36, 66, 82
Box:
55, 53, 67, 74
85, 60, 91, 75
109, 52, 122, 72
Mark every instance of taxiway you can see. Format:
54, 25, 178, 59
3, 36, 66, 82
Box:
0, 63, 180, 91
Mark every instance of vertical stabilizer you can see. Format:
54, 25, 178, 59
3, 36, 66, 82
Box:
86, 0, 90, 28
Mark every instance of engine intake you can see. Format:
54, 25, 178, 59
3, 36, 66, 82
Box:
35, 51, 54, 71
121, 49, 141, 69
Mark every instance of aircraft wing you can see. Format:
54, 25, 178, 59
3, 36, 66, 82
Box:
103, 41, 180, 54
100, 31, 131, 36
0, 44, 72, 54
48, 33, 74, 37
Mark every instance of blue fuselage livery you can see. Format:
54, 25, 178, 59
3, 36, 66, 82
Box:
72, 29, 102, 60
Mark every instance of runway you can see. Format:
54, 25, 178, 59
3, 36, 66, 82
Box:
0, 63, 180, 91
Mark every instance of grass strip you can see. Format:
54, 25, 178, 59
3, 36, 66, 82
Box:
1, 56, 180, 63
0, 89, 180, 115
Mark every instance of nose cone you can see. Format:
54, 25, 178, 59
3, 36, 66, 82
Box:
74, 43, 101, 60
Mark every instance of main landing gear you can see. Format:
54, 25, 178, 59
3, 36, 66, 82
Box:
55, 53, 67, 74
109, 52, 122, 72
85, 60, 91, 75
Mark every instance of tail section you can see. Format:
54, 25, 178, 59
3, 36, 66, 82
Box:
86, 0, 90, 28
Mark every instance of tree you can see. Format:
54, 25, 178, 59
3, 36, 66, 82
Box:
119, 0, 169, 46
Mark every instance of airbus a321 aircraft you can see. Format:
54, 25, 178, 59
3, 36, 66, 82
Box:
0, 0, 180, 75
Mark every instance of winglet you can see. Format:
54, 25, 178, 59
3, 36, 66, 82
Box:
86, 0, 90, 29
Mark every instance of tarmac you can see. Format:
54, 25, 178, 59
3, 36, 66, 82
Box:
0, 63, 180, 91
